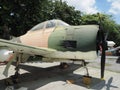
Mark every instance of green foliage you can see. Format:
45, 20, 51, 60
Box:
0, 0, 119, 46
0, 0, 81, 37
36, 1, 82, 25
81, 13, 120, 46
0, 0, 48, 36
51, 1, 82, 25
81, 14, 98, 25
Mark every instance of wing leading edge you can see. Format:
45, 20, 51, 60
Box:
0, 39, 97, 61
0, 39, 56, 56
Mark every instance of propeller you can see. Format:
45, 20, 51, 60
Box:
100, 29, 106, 79
97, 13, 107, 79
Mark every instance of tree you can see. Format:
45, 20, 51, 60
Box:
0, 0, 49, 37
0, 0, 82, 37
0, 0, 119, 46
81, 13, 120, 46
36, 0, 82, 25
51, 1, 82, 25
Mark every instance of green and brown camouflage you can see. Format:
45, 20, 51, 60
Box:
0, 20, 100, 61
48, 25, 99, 52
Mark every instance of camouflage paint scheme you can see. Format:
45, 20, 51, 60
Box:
20, 20, 99, 52
0, 20, 102, 77
48, 25, 98, 52
20, 27, 55, 48
18, 20, 99, 60
0, 20, 99, 62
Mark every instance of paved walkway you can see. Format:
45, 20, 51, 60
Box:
0, 57, 120, 90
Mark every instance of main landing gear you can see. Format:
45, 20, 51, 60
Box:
81, 60, 92, 87
4, 54, 22, 86
59, 62, 69, 69
60, 60, 92, 87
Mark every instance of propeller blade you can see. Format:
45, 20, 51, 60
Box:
101, 40, 105, 78
101, 32, 106, 79
97, 13, 106, 79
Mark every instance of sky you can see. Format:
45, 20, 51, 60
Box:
63, 0, 120, 24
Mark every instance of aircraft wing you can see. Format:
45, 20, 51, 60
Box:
0, 39, 56, 57
0, 38, 97, 61
0, 38, 97, 77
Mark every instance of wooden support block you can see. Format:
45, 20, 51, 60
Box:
83, 75, 92, 86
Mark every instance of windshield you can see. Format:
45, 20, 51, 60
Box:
30, 22, 45, 31
57, 20, 69, 26
30, 19, 69, 31
46, 20, 56, 28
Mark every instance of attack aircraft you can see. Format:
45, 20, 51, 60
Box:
0, 19, 107, 84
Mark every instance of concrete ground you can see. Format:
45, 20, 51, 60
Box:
0, 56, 120, 90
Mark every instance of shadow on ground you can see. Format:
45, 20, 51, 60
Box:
116, 57, 120, 64
0, 63, 117, 90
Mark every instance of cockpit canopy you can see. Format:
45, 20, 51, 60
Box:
30, 19, 69, 31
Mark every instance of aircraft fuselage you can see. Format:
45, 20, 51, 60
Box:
20, 25, 99, 52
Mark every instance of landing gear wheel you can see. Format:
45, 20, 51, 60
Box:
4, 69, 20, 86
4, 73, 20, 86
4, 78, 14, 86
13, 70, 20, 83
59, 63, 69, 69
